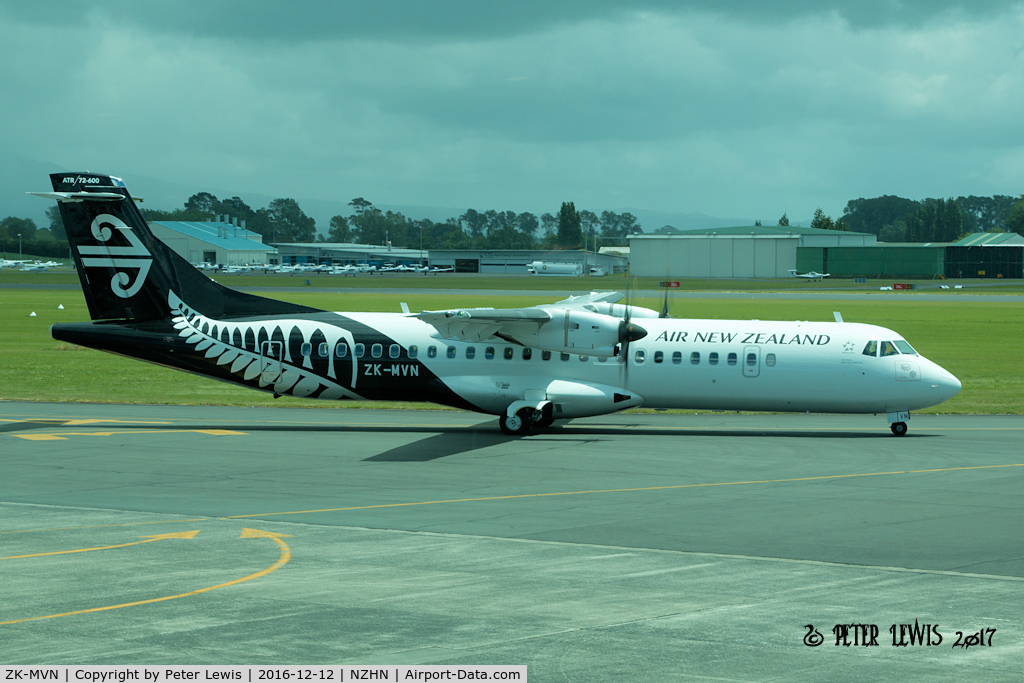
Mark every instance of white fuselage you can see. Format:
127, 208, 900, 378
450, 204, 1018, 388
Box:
338, 313, 961, 417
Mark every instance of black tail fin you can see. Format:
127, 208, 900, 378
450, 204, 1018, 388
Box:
36, 172, 318, 322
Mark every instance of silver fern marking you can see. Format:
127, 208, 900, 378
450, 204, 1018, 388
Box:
168, 291, 362, 400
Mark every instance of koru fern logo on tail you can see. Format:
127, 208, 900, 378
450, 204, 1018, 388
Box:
78, 213, 153, 298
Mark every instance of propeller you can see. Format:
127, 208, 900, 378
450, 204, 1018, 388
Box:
618, 277, 648, 388
659, 261, 672, 319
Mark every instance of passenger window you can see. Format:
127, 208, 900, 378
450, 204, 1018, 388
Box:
727, 352, 737, 366
709, 352, 719, 365
301, 342, 312, 357
560, 353, 570, 361
862, 341, 877, 357
446, 346, 456, 359
542, 350, 552, 361
746, 352, 757, 366
880, 341, 899, 357
355, 343, 365, 358
654, 350, 664, 363
336, 343, 348, 358
690, 352, 700, 365
409, 345, 418, 359
765, 353, 776, 367
389, 344, 400, 359
504, 347, 514, 360
485, 347, 495, 360
893, 340, 917, 355
634, 349, 646, 364
318, 342, 329, 358
522, 348, 532, 360
427, 346, 437, 359
672, 351, 682, 364
371, 343, 383, 359
466, 346, 476, 359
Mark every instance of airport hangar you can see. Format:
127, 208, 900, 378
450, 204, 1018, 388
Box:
143, 225, 630, 273
627, 225, 876, 278
268, 244, 629, 273
271, 242, 427, 268
629, 227, 1024, 279
428, 249, 629, 274
149, 219, 274, 266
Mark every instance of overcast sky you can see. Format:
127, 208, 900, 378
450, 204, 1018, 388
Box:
3, 1, 1023, 224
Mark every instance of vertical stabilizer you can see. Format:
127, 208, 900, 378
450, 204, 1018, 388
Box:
33, 173, 317, 321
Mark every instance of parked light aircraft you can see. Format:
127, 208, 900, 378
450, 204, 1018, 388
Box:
788, 269, 830, 280
21, 262, 57, 272
32, 173, 961, 436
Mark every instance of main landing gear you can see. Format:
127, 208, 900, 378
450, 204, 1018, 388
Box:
890, 421, 908, 437
499, 408, 534, 436
498, 406, 556, 436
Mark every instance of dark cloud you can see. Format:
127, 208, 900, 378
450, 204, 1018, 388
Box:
5, 0, 1023, 44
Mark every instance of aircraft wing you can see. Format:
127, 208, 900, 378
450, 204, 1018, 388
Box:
550, 291, 625, 307
414, 308, 551, 343
414, 292, 645, 356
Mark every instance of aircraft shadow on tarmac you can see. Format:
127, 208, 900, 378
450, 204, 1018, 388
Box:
4, 419, 934, 462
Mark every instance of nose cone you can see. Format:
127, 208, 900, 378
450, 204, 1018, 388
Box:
934, 366, 962, 403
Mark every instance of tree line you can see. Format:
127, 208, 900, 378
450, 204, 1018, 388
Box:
325, 199, 642, 250
5, 191, 1023, 259
836, 194, 1024, 242
142, 192, 644, 250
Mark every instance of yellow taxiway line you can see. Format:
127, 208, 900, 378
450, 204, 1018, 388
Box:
14, 429, 246, 441
224, 462, 1024, 519
0, 530, 200, 560
0, 529, 290, 626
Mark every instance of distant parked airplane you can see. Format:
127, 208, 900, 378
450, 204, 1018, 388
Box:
788, 269, 830, 280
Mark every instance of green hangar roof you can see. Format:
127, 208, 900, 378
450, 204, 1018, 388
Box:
951, 232, 1024, 247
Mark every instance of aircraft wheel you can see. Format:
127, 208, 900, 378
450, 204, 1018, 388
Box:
890, 421, 908, 437
534, 416, 555, 429
499, 408, 533, 436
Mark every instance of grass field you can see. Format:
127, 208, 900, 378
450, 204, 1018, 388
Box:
1, 286, 1020, 414
5, 268, 1024, 294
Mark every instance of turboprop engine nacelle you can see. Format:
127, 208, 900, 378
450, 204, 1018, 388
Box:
509, 310, 645, 357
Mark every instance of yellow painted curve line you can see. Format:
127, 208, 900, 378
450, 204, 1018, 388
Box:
0, 529, 290, 626
224, 462, 1024, 519
0, 531, 200, 560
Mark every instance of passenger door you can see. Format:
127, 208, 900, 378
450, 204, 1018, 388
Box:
742, 345, 760, 378
260, 340, 284, 384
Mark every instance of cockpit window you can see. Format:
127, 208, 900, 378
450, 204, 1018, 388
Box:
880, 341, 900, 357
893, 340, 917, 355
862, 341, 877, 357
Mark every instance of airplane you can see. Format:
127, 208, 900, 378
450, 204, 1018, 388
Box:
788, 269, 830, 280
20, 262, 52, 272
32, 172, 961, 437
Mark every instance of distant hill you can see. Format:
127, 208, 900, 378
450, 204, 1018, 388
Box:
2, 152, 792, 237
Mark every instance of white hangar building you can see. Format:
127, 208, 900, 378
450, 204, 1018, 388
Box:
150, 220, 274, 266
628, 226, 876, 278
